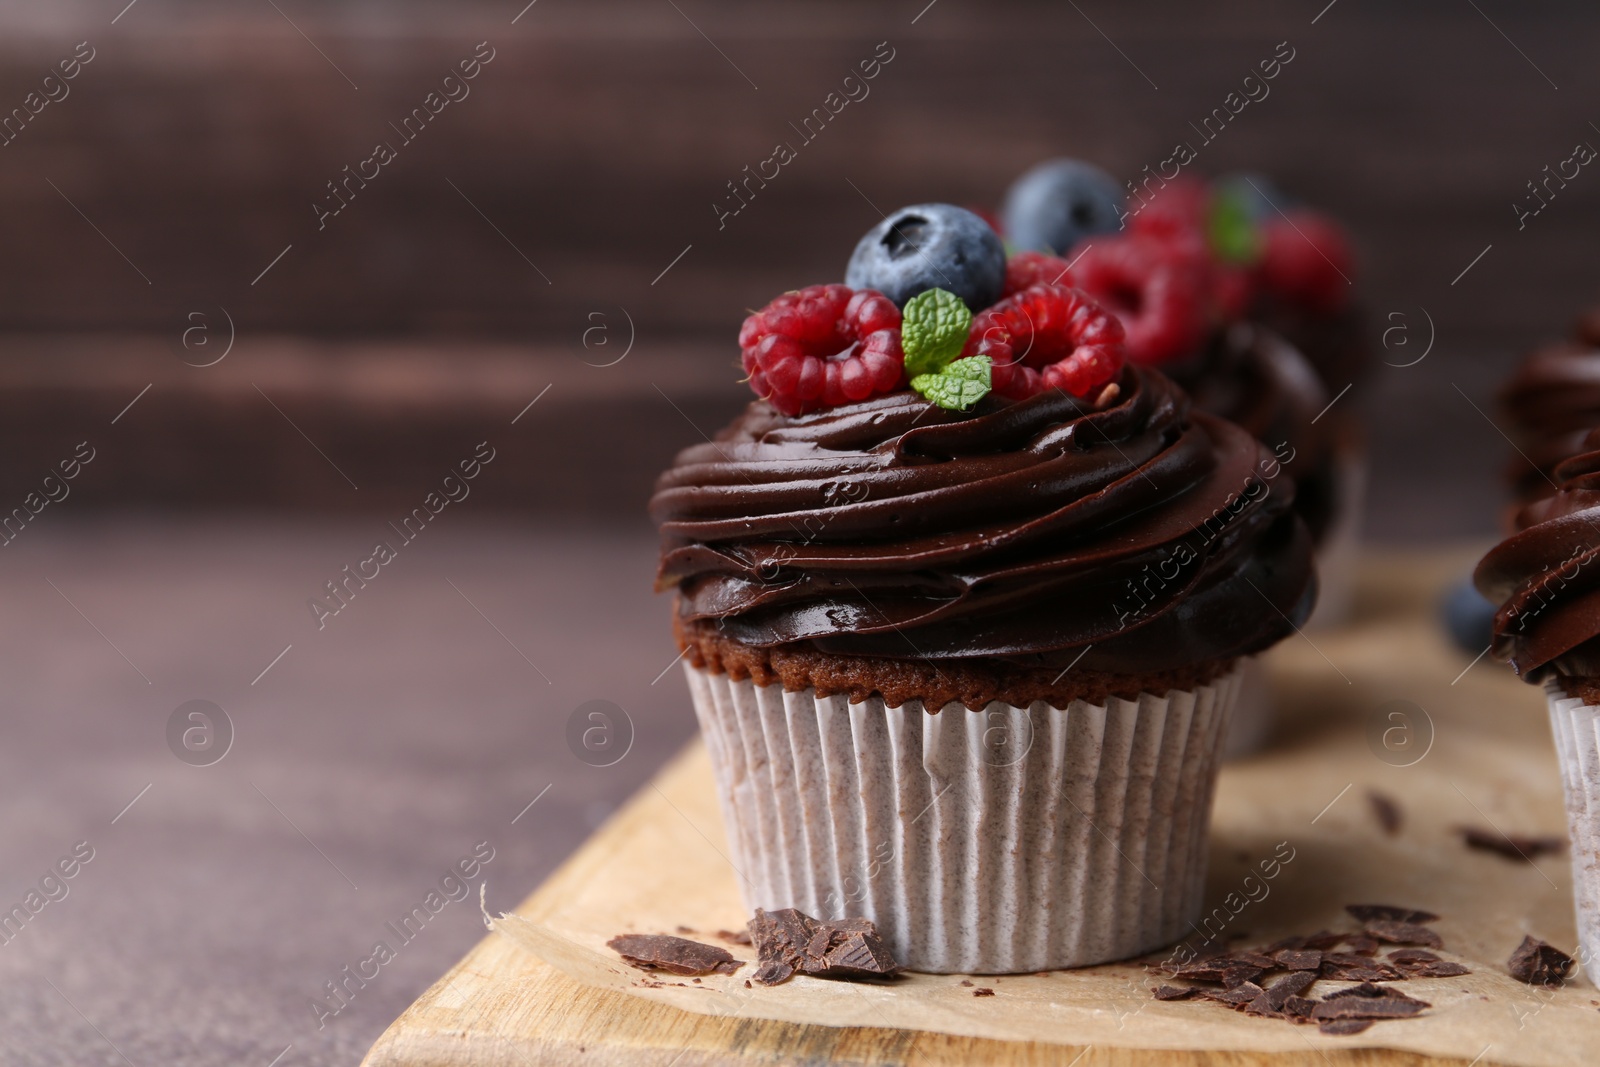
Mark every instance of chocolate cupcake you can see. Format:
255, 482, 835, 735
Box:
1002, 167, 1363, 634
1498, 309, 1600, 506
652, 208, 1316, 973
1474, 429, 1600, 984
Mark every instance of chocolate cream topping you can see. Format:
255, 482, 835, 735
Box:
1499, 335, 1600, 503
651, 363, 1316, 675
1476, 427, 1600, 682
1167, 322, 1339, 544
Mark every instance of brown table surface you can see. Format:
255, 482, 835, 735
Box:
0, 515, 693, 1066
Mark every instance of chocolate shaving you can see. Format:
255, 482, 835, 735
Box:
1152, 985, 1200, 1000
1318, 1018, 1375, 1035
1461, 827, 1566, 862
1245, 971, 1319, 1016
1507, 935, 1574, 986
1312, 992, 1429, 1020
747, 908, 901, 986
1320, 954, 1403, 982
715, 928, 753, 946
1201, 981, 1265, 1007
1282, 995, 1317, 1018
1367, 790, 1404, 836
1364, 920, 1443, 948
1274, 949, 1323, 971
607, 934, 743, 977
973, 987, 995, 997
1345, 904, 1440, 925
1303, 930, 1349, 951
1344, 934, 1380, 957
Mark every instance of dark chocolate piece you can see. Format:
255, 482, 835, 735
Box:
1507, 935, 1574, 986
1344, 935, 1380, 957
1245, 971, 1318, 1016
1275, 949, 1323, 971
1367, 790, 1403, 836
1320, 954, 1403, 982
1461, 827, 1566, 862
1312, 992, 1429, 1020
1364, 920, 1443, 948
607, 934, 744, 977
747, 908, 901, 986
1318, 1017, 1376, 1035
1344, 904, 1441, 925
1152, 985, 1199, 1000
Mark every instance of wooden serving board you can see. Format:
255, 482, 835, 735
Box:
361, 553, 1585, 1066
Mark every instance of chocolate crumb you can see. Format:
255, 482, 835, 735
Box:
1507, 935, 1574, 986
1364, 920, 1443, 948
973, 987, 995, 997
959, 979, 973, 987
747, 908, 901, 986
715, 928, 753, 946
606, 934, 743, 977
675, 925, 696, 935
1345, 904, 1440, 925
1460, 827, 1565, 862
1367, 790, 1404, 836
1153, 985, 1199, 1000
744, 979, 752, 989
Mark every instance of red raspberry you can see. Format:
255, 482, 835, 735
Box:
739, 285, 905, 415
1002, 251, 1076, 297
1127, 176, 1208, 241
963, 284, 1126, 400
1069, 235, 1209, 365
1212, 263, 1257, 321
1257, 210, 1353, 315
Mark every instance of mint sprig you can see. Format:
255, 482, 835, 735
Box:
911, 354, 991, 412
901, 288, 990, 410
901, 287, 973, 378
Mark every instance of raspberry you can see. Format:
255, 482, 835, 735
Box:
963, 284, 1126, 400
739, 285, 905, 415
1258, 210, 1353, 315
1127, 175, 1209, 243
1069, 235, 1209, 365
1002, 251, 1076, 297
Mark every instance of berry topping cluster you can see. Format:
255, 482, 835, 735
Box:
734, 163, 1353, 416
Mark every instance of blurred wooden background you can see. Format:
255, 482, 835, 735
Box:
0, 0, 1596, 534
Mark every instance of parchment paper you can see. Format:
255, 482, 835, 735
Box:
492, 552, 1600, 1066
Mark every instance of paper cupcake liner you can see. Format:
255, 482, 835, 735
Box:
684, 662, 1241, 974
1221, 657, 1272, 760
1305, 444, 1367, 631
1545, 679, 1600, 986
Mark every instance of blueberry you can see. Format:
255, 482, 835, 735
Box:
845, 203, 1005, 311
1213, 172, 1294, 223
1439, 575, 1498, 656
1000, 158, 1125, 256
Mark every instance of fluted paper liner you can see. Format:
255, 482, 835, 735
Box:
1546, 680, 1600, 985
684, 662, 1239, 973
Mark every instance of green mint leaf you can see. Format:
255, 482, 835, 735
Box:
911, 355, 991, 411
901, 288, 973, 378
1208, 190, 1262, 264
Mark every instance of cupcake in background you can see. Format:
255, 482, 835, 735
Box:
999, 163, 1364, 634
1498, 307, 1600, 507
1474, 428, 1600, 985
652, 202, 1317, 973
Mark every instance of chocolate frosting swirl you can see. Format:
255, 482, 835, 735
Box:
1476, 427, 1600, 682
1167, 322, 1339, 543
1499, 338, 1600, 503
651, 364, 1316, 675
